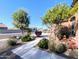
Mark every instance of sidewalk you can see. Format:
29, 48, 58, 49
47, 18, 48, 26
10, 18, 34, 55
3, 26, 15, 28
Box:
12, 37, 71, 59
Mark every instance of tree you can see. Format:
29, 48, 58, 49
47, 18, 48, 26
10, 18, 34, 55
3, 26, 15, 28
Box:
71, 0, 78, 7
41, 3, 71, 26
70, 1, 78, 15
41, 3, 71, 51
12, 9, 30, 34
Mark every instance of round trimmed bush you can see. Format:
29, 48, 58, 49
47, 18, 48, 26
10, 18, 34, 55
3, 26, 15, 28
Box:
8, 40, 17, 46
38, 38, 48, 49
21, 35, 32, 42
55, 43, 67, 54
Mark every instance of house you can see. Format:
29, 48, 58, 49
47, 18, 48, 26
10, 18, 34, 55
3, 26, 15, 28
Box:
61, 13, 78, 31
0, 23, 22, 33
0, 23, 8, 32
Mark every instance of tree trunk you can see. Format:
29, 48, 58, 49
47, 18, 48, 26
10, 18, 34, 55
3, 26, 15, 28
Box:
21, 29, 24, 35
48, 24, 57, 51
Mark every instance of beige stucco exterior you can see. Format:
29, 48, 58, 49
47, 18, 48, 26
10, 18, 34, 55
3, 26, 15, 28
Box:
61, 12, 78, 32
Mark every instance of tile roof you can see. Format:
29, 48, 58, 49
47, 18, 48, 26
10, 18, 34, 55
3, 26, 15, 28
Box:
0, 23, 7, 28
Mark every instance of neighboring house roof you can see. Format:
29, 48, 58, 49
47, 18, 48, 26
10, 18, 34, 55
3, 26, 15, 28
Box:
0, 23, 7, 28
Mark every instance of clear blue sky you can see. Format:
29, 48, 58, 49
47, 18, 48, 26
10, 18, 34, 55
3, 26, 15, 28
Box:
0, 0, 72, 29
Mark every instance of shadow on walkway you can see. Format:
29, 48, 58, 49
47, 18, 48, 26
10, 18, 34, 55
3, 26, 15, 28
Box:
55, 53, 77, 59
0, 44, 23, 59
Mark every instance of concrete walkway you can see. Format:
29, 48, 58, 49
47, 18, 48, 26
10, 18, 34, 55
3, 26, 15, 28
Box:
12, 37, 69, 59
12, 38, 41, 57
12, 32, 75, 59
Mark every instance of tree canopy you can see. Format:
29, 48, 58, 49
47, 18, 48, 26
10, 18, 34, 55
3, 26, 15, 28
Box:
71, 0, 78, 7
70, 1, 78, 15
41, 3, 71, 25
12, 9, 30, 30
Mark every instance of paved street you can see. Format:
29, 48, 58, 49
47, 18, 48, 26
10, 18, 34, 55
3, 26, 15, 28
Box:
0, 33, 22, 39
0, 32, 50, 39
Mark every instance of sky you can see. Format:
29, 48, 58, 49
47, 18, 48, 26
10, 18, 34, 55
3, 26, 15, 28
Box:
0, 0, 72, 29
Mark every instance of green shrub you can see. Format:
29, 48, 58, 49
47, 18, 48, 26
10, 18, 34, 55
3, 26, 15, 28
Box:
55, 43, 67, 54
21, 35, 32, 42
38, 38, 48, 49
27, 28, 32, 33
8, 40, 17, 46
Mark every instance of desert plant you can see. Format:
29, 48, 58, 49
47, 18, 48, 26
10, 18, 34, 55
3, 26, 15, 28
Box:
38, 38, 48, 49
35, 30, 42, 37
55, 43, 67, 54
21, 35, 32, 42
7, 39, 17, 46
